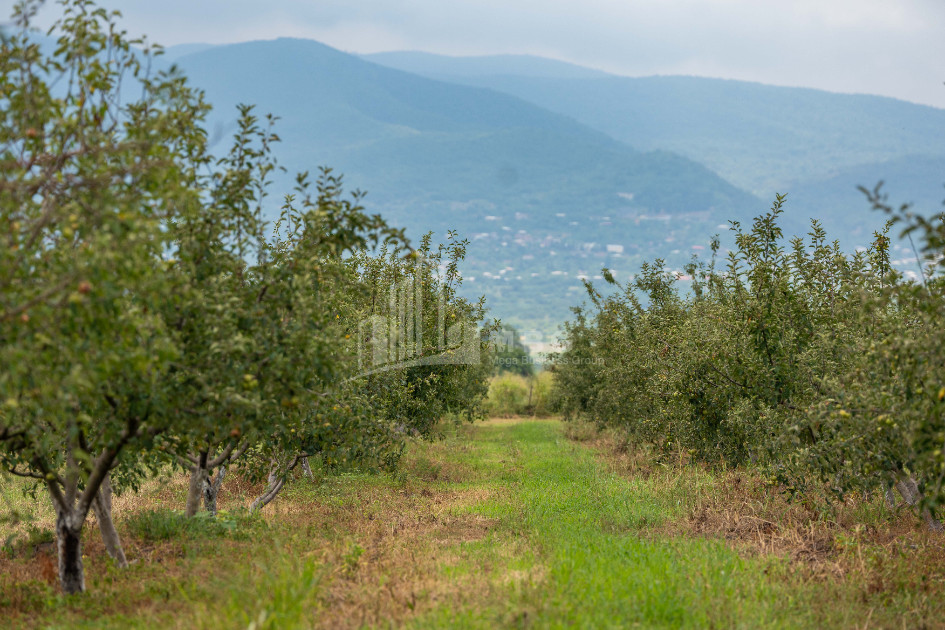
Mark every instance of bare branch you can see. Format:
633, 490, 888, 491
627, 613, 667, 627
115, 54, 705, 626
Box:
7, 466, 46, 481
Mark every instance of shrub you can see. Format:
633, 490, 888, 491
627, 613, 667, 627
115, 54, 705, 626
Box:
552, 192, 945, 526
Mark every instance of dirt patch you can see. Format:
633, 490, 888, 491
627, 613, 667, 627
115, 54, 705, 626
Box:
265, 479, 513, 629
430, 514, 498, 543
685, 500, 842, 577
312, 515, 505, 629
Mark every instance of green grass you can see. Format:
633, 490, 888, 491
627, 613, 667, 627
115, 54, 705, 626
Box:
124, 508, 257, 542
2, 418, 942, 628
410, 420, 811, 629
484, 373, 555, 417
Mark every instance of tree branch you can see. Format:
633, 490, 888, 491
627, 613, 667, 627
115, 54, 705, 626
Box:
7, 466, 47, 481
208, 441, 238, 468
0, 276, 76, 322
76, 415, 140, 519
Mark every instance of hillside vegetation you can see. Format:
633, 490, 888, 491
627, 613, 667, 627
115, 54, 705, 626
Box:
167, 39, 761, 335
369, 53, 945, 253
369, 57, 945, 197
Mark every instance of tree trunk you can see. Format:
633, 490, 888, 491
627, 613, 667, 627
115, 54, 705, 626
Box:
924, 510, 944, 533
42, 420, 141, 594
249, 455, 304, 512
55, 508, 85, 594
249, 475, 285, 513
884, 486, 898, 509
185, 451, 209, 517
895, 476, 943, 532
203, 465, 226, 516
91, 474, 128, 568
301, 457, 314, 479
249, 458, 299, 513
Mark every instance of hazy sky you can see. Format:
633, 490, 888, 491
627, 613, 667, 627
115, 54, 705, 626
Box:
7, 0, 945, 109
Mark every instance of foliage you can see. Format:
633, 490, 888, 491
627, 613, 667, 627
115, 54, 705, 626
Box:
552, 191, 945, 522
0, 0, 216, 593
124, 508, 251, 542
484, 372, 554, 417
0, 0, 490, 594
492, 325, 533, 377
350, 231, 494, 437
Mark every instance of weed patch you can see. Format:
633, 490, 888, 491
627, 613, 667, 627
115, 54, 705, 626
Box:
125, 508, 257, 543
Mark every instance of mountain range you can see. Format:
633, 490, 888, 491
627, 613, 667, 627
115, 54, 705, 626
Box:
162, 40, 945, 343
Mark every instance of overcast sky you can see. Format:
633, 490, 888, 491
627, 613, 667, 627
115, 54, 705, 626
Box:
7, 0, 945, 109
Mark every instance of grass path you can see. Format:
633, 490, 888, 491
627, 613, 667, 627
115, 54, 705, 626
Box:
2, 418, 932, 628
413, 418, 819, 629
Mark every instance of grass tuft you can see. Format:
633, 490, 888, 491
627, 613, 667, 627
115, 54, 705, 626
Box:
125, 508, 257, 542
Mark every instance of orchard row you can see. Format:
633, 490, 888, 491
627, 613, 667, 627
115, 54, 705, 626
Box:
0, 1, 492, 594
553, 192, 945, 530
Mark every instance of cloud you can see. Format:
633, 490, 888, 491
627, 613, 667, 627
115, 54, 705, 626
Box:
13, 0, 945, 108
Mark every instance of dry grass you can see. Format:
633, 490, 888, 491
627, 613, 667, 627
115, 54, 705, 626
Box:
273, 486, 503, 629
0, 426, 537, 629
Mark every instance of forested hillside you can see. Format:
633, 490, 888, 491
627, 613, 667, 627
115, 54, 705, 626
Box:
367, 53, 945, 249
167, 39, 760, 336
365, 55, 945, 195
